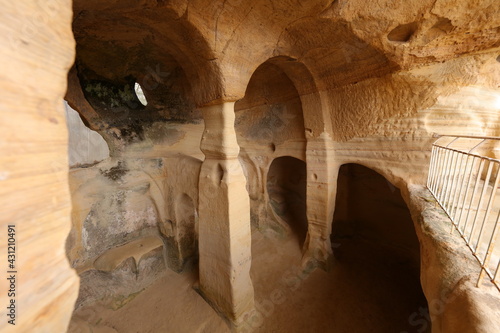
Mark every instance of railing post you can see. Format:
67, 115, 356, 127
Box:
457, 156, 478, 231
463, 158, 486, 236
427, 145, 437, 189
475, 162, 500, 255
451, 154, 471, 220
477, 210, 500, 288
443, 150, 460, 213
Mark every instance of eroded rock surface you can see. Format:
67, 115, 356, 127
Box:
64, 0, 500, 330
1, 0, 500, 332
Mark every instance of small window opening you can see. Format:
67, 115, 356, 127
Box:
134, 82, 148, 106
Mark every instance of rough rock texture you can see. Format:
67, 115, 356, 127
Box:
0, 1, 78, 332
65, 0, 500, 328
1, 0, 500, 331
65, 30, 205, 308
67, 155, 202, 309
406, 185, 500, 333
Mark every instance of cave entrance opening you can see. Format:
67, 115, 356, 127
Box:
331, 163, 430, 332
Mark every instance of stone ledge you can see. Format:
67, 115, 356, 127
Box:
407, 184, 500, 333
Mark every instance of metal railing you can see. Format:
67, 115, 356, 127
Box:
427, 135, 500, 291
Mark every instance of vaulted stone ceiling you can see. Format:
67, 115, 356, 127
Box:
72, 0, 500, 105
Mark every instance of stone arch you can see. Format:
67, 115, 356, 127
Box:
66, 3, 225, 155
71, 2, 223, 107
235, 59, 307, 148
245, 56, 336, 264
235, 58, 307, 236
332, 163, 419, 256
234, 56, 336, 263
243, 55, 330, 136
330, 163, 429, 328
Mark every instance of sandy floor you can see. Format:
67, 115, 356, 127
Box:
69, 229, 429, 333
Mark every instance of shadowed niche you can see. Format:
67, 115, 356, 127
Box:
331, 163, 430, 333
267, 156, 308, 245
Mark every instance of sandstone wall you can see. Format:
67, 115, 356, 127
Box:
0, 1, 78, 332
67, 0, 500, 327
3, 0, 496, 329
65, 119, 204, 310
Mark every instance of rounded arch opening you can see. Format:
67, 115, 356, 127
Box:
244, 55, 331, 142
235, 60, 306, 147
234, 58, 307, 239
68, 2, 222, 148
331, 163, 430, 331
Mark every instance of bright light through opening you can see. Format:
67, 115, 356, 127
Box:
134, 82, 148, 106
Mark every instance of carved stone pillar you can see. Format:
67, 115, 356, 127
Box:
198, 102, 254, 321
304, 135, 338, 270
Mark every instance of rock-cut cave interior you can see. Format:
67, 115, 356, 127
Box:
1, 0, 500, 332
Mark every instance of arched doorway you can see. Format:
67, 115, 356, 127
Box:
234, 59, 309, 324
234, 59, 307, 236
331, 163, 430, 332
